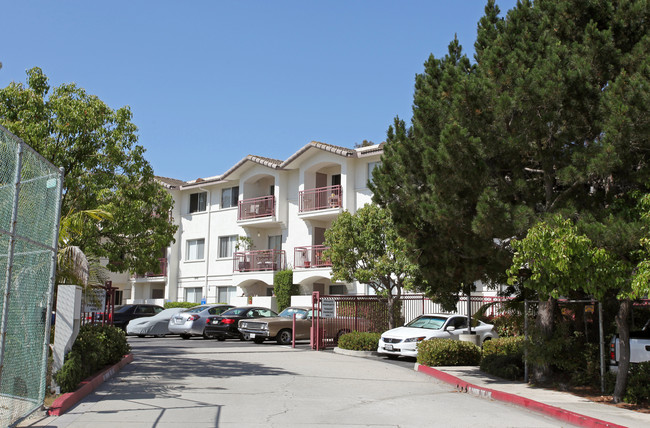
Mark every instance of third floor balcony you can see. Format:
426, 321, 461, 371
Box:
298, 185, 342, 220
237, 195, 278, 226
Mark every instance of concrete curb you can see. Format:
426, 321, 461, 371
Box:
415, 364, 625, 428
48, 353, 134, 416
332, 347, 377, 358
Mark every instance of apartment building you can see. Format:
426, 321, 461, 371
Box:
115, 141, 384, 308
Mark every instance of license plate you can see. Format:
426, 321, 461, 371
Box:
385, 344, 394, 351
249, 333, 256, 338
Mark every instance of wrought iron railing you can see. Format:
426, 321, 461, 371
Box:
233, 249, 286, 272
299, 185, 342, 212
238, 195, 275, 220
294, 245, 332, 268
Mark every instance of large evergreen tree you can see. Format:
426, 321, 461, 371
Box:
371, 0, 650, 394
0, 67, 177, 275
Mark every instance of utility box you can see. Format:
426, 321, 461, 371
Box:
52, 285, 82, 373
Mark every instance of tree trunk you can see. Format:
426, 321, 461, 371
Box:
531, 296, 556, 384
613, 299, 632, 403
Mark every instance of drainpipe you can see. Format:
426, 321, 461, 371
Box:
199, 186, 211, 303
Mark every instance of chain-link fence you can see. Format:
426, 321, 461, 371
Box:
0, 124, 62, 427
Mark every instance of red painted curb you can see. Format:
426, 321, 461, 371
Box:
48, 353, 134, 416
416, 364, 626, 428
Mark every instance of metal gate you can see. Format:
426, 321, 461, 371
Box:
311, 292, 511, 349
0, 125, 63, 427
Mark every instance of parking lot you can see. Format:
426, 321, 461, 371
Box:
43, 335, 563, 427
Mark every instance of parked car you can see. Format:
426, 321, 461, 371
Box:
126, 308, 186, 337
238, 306, 363, 345
609, 318, 650, 373
204, 306, 278, 341
109, 304, 164, 330
377, 313, 498, 358
168, 304, 235, 339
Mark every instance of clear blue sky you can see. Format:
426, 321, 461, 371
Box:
1, 1, 517, 182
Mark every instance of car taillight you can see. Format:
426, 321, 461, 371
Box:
610, 342, 616, 361
189, 315, 200, 321
221, 318, 235, 325
108, 313, 112, 322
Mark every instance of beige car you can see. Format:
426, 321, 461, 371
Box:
238, 306, 356, 345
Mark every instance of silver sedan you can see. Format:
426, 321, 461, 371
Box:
168, 304, 234, 339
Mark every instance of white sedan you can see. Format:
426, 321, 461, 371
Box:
377, 313, 498, 358
126, 308, 185, 337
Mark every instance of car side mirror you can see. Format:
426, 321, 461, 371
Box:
445, 326, 456, 332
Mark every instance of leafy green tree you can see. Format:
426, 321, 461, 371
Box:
371, 0, 650, 391
273, 269, 296, 312
323, 204, 420, 328
0, 67, 177, 275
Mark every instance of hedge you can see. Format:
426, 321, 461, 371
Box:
337, 331, 381, 351
54, 324, 130, 393
416, 339, 481, 366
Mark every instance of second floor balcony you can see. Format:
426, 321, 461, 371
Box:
294, 245, 332, 269
132, 258, 167, 280
299, 185, 342, 213
238, 195, 276, 222
233, 249, 286, 272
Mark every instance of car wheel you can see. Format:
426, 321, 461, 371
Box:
253, 337, 265, 344
239, 333, 250, 341
202, 330, 212, 340
180, 334, 191, 340
155, 334, 165, 338
276, 329, 292, 345
216, 336, 226, 342
335, 329, 351, 341
137, 335, 145, 338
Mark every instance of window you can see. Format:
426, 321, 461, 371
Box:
221, 186, 239, 208
331, 174, 341, 186
186, 239, 205, 261
185, 287, 202, 304
329, 284, 347, 295
151, 288, 165, 299
217, 286, 236, 304
189, 192, 207, 213
368, 161, 381, 184
218, 235, 238, 258
268, 235, 282, 251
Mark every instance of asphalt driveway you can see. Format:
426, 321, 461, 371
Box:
38, 336, 564, 427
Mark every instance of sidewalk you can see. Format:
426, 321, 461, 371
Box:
421, 364, 650, 428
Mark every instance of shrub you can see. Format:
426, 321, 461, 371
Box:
482, 336, 525, 357
417, 339, 481, 367
164, 301, 199, 309
624, 361, 650, 405
274, 269, 297, 312
491, 312, 525, 337
337, 331, 381, 351
54, 324, 131, 393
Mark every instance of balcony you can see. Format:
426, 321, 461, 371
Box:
132, 258, 167, 280
238, 195, 275, 220
294, 245, 332, 269
233, 249, 286, 272
298, 185, 342, 221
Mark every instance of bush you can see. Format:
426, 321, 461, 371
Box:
164, 301, 200, 309
624, 361, 650, 405
417, 339, 481, 367
482, 336, 525, 357
491, 312, 525, 337
480, 354, 524, 380
54, 324, 131, 393
274, 269, 296, 312
337, 331, 381, 351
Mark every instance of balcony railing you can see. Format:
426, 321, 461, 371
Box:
238, 195, 275, 220
294, 245, 332, 268
299, 185, 342, 213
233, 249, 286, 272
133, 258, 167, 278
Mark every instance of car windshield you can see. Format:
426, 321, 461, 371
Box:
222, 307, 249, 316
184, 306, 210, 314
278, 308, 308, 319
405, 316, 447, 330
